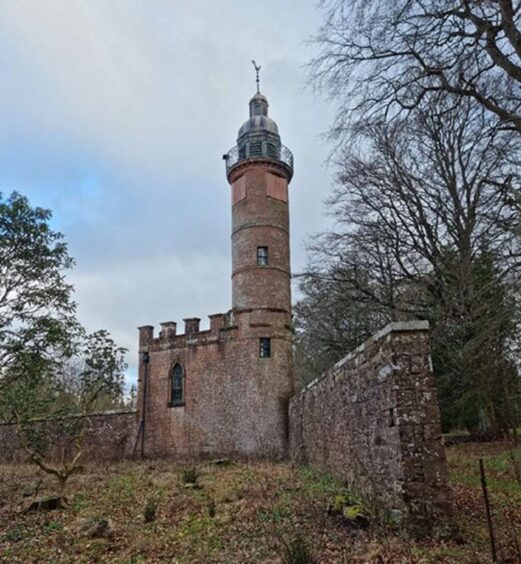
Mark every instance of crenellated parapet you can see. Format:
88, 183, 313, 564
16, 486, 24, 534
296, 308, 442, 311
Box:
138, 311, 237, 353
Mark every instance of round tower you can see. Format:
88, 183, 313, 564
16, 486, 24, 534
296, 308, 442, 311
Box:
223, 71, 295, 457
224, 88, 293, 314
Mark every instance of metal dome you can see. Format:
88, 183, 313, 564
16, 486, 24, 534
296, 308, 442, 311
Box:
237, 92, 279, 138
224, 89, 293, 180
238, 114, 279, 138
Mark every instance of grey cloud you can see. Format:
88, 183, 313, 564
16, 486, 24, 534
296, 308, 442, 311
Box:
0, 0, 334, 388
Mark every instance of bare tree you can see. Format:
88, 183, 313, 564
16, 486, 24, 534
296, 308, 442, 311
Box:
309, 98, 520, 304
312, 0, 521, 138
298, 98, 521, 431
294, 266, 386, 388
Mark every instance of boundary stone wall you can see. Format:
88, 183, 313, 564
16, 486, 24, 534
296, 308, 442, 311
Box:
0, 411, 137, 464
289, 321, 450, 531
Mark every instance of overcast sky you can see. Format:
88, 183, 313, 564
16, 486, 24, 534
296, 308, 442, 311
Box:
0, 0, 335, 387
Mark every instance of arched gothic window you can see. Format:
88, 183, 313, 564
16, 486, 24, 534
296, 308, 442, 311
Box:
170, 363, 184, 406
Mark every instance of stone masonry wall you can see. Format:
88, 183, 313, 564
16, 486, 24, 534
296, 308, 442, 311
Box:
0, 411, 137, 464
230, 163, 291, 313
137, 310, 293, 459
288, 321, 450, 531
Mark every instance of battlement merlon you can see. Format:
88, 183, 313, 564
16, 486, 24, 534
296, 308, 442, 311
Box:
208, 313, 225, 332
160, 321, 177, 339
138, 325, 154, 348
137, 312, 236, 352
183, 318, 201, 336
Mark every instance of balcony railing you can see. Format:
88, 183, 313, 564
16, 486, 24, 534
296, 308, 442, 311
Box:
224, 142, 293, 176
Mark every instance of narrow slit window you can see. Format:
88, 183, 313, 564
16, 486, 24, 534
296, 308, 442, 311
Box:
170, 363, 184, 406
257, 246, 269, 266
259, 338, 271, 358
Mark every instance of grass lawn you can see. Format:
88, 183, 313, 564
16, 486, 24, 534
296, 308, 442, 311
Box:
0, 441, 520, 563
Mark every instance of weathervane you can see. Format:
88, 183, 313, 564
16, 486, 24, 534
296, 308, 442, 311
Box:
252, 60, 261, 93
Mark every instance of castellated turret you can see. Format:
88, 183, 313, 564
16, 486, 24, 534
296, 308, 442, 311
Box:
136, 78, 294, 459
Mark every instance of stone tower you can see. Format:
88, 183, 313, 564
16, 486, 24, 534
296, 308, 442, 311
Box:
227, 91, 293, 313
223, 86, 295, 456
135, 79, 294, 460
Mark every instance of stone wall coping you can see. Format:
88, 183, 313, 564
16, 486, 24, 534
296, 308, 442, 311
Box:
0, 409, 137, 426
297, 320, 430, 395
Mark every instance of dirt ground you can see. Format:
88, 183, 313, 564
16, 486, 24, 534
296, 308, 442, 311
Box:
0, 441, 520, 563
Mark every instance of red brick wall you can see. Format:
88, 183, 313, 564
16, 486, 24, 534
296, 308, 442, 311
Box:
137, 310, 294, 459
230, 163, 291, 313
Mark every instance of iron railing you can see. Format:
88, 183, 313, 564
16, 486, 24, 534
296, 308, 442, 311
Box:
224, 142, 293, 175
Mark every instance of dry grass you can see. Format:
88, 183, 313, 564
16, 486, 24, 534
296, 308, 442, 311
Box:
0, 441, 520, 563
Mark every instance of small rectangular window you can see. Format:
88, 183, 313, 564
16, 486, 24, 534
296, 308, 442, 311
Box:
257, 246, 269, 266
259, 337, 271, 358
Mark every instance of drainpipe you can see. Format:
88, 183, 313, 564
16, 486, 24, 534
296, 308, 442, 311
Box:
140, 352, 150, 458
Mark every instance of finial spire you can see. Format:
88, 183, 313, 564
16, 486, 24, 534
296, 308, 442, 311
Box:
252, 60, 261, 93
